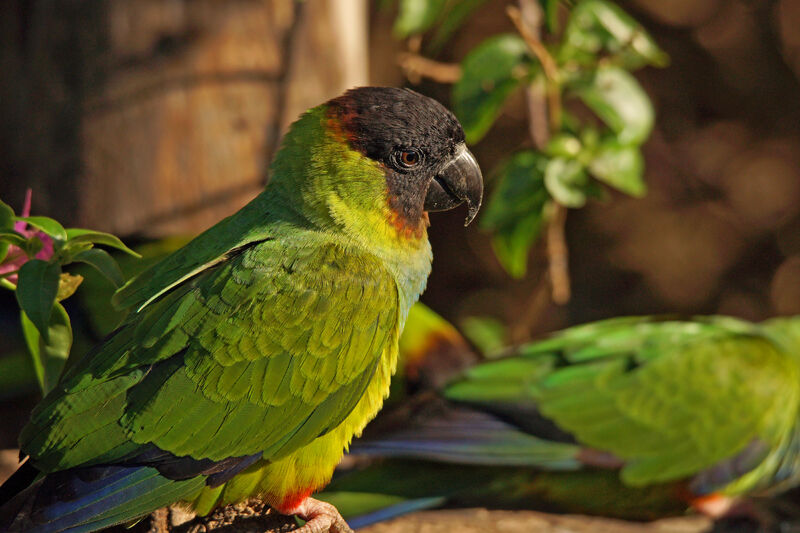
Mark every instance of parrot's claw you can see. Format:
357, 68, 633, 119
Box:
292, 498, 353, 533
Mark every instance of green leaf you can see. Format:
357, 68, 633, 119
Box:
544, 157, 588, 207
571, 66, 654, 145
394, 0, 447, 37
21, 235, 44, 258
56, 272, 83, 301
66, 228, 140, 257
21, 302, 72, 395
546, 133, 583, 159
0, 229, 27, 247
15, 259, 61, 341
588, 139, 646, 196
73, 248, 125, 287
0, 201, 14, 263
0, 199, 15, 230
460, 316, 508, 357
19, 312, 43, 390
453, 34, 534, 144
562, 0, 669, 69
15, 216, 67, 241
60, 241, 93, 260
539, 0, 561, 33
481, 151, 550, 277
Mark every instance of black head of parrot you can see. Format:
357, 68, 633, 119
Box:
328, 87, 483, 228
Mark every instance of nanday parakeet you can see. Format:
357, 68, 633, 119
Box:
327, 314, 800, 525
0, 87, 483, 533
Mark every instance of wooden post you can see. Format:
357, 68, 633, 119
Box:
0, 0, 368, 237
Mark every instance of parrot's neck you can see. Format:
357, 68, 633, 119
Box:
266, 106, 433, 321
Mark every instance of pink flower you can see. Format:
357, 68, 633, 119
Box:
0, 189, 54, 285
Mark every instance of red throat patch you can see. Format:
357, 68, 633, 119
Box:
387, 197, 428, 240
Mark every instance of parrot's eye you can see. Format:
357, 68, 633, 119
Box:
393, 149, 423, 169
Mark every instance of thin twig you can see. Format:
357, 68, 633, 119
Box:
507, 0, 571, 311
402, 35, 425, 84
524, 78, 550, 149
510, 277, 551, 343
546, 202, 570, 304
517, 0, 550, 149
408, 34, 423, 54
506, 5, 562, 131
398, 53, 462, 84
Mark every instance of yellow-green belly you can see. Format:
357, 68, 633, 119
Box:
186, 338, 399, 515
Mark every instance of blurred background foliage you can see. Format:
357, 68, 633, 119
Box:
0, 0, 799, 486
388, 0, 800, 346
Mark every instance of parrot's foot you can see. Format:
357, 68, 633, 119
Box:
292, 498, 353, 533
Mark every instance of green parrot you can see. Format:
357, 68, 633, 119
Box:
0, 86, 483, 533
324, 314, 800, 526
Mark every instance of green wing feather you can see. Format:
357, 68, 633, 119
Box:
445, 316, 800, 488
21, 235, 399, 472
538, 334, 797, 486
112, 192, 276, 313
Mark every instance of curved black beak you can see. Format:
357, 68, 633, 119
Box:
424, 144, 484, 226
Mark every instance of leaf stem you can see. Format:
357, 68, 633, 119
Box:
509, 0, 571, 306
507, 4, 562, 130
546, 202, 570, 304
